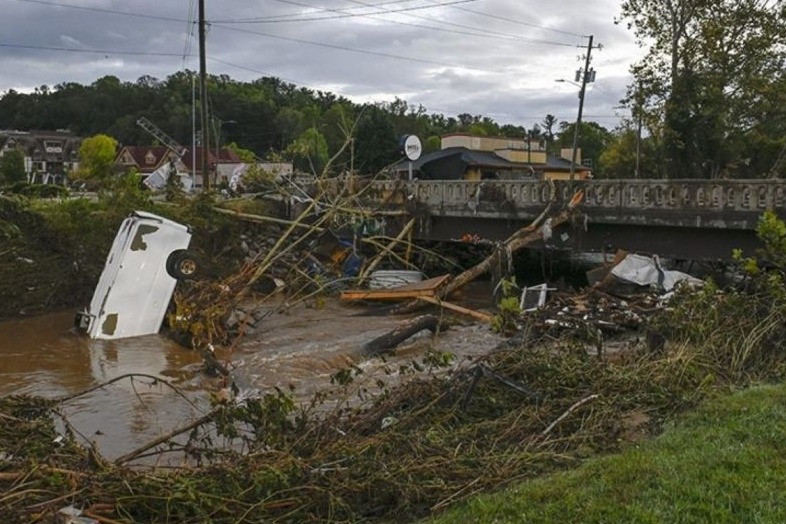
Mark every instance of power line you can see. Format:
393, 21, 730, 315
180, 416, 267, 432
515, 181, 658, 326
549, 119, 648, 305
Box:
212, 24, 506, 74
440, 2, 588, 39
8, 0, 569, 70
212, 0, 416, 23
213, 0, 478, 23
339, 0, 577, 47
222, 0, 576, 48
182, 0, 197, 68
0, 41, 187, 58
10, 0, 186, 23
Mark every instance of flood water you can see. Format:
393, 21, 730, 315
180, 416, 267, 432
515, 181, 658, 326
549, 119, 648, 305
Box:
0, 286, 504, 462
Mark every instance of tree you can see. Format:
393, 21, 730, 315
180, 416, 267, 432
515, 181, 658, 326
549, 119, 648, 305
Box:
598, 124, 659, 179
353, 105, 399, 174
286, 127, 329, 176
226, 142, 257, 163
619, 0, 786, 178
555, 121, 613, 176
541, 114, 559, 154
424, 135, 441, 154
76, 134, 118, 183
0, 148, 26, 184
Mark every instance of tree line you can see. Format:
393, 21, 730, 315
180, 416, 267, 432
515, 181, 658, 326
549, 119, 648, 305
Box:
0, 72, 581, 179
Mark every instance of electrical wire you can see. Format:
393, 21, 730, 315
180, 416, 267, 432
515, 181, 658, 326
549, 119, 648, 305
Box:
337, 0, 577, 47
212, 0, 416, 23
213, 0, 478, 23
9, 0, 187, 23
440, 1, 588, 39
0, 41, 186, 58
182, 0, 197, 68
211, 23, 507, 74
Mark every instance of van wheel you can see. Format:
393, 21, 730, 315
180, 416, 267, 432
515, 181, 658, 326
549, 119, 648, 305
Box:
166, 250, 198, 280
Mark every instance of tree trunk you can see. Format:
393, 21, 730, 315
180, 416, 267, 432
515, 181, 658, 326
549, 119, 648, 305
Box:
392, 201, 581, 316
361, 314, 446, 356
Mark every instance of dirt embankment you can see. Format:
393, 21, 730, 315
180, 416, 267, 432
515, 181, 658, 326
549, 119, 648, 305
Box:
0, 198, 109, 319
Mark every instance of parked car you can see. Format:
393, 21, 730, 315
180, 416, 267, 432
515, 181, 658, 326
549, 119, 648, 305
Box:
75, 210, 197, 340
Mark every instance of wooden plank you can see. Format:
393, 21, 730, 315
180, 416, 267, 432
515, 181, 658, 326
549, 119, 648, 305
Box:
340, 274, 450, 301
417, 296, 493, 323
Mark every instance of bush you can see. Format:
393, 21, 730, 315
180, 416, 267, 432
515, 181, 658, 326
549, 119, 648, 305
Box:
3, 182, 69, 198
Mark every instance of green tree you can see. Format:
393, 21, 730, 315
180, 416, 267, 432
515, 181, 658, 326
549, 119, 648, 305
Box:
226, 142, 257, 163
555, 121, 613, 176
354, 105, 398, 174
619, 0, 786, 178
76, 134, 118, 183
0, 148, 26, 184
541, 114, 559, 154
424, 135, 441, 154
286, 127, 329, 175
598, 124, 659, 179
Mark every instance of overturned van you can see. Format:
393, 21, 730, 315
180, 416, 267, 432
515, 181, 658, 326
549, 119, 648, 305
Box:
75, 211, 197, 340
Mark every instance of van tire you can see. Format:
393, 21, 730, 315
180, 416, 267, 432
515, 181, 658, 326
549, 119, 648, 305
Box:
166, 250, 198, 280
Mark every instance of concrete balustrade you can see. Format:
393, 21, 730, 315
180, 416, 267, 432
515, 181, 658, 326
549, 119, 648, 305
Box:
364, 179, 786, 231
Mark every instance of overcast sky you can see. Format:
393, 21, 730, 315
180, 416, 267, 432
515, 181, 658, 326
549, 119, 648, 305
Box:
0, 0, 644, 131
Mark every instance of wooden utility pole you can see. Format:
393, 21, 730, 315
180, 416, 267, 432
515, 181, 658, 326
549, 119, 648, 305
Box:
199, 0, 210, 191
569, 34, 594, 181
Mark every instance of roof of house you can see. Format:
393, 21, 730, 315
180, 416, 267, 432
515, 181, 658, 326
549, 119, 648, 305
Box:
393, 146, 588, 179
410, 147, 519, 170
115, 145, 242, 173
116, 146, 172, 171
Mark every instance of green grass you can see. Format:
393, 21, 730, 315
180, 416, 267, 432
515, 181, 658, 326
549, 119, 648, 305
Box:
429, 384, 786, 524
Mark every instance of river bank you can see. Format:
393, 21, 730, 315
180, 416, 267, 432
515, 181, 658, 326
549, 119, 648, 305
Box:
3, 192, 786, 523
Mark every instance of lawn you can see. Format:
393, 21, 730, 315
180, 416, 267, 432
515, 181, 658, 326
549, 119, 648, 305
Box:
430, 383, 786, 523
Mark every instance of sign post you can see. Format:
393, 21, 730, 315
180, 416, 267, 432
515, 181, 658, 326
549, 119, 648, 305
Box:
402, 135, 422, 181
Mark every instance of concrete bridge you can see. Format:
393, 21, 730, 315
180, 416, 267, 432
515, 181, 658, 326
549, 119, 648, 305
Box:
362, 179, 786, 260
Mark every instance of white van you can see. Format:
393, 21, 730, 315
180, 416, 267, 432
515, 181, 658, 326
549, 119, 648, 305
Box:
75, 211, 197, 340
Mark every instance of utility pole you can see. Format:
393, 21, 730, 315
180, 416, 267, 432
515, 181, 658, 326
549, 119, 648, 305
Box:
570, 34, 594, 181
198, 0, 210, 191
635, 82, 642, 179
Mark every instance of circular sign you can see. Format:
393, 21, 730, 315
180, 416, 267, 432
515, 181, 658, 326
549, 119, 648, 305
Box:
403, 135, 422, 161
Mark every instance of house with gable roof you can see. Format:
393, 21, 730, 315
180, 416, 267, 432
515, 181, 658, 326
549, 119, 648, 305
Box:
114, 145, 242, 187
393, 133, 592, 181
0, 129, 81, 184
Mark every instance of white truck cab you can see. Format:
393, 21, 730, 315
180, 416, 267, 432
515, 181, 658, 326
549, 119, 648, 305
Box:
75, 210, 197, 340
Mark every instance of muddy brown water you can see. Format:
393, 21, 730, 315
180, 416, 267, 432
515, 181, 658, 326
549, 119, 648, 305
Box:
0, 286, 504, 462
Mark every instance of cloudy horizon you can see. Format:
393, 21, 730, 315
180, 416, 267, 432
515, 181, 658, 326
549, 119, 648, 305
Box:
0, 0, 645, 131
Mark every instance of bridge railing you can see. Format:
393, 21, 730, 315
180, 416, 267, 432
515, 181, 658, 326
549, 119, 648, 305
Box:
583, 180, 786, 212
366, 179, 786, 214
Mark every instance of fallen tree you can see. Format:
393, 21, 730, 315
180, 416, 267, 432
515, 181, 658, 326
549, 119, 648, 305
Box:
392, 189, 585, 315
361, 314, 447, 356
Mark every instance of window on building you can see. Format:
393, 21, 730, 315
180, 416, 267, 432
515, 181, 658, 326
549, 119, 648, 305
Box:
44, 141, 63, 154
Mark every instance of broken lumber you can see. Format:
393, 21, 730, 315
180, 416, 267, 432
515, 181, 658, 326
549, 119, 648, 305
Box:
417, 296, 493, 323
356, 217, 417, 285
361, 314, 446, 356
341, 274, 450, 301
392, 191, 584, 315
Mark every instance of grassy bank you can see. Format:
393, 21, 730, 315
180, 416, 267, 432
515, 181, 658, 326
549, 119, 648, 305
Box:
430, 383, 786, 523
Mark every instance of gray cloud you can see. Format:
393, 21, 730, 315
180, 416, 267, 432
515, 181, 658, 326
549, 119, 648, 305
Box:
0, 0, 641, 131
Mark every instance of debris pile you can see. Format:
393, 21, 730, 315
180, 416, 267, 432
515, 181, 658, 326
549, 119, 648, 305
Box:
6, 188, 786, 523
